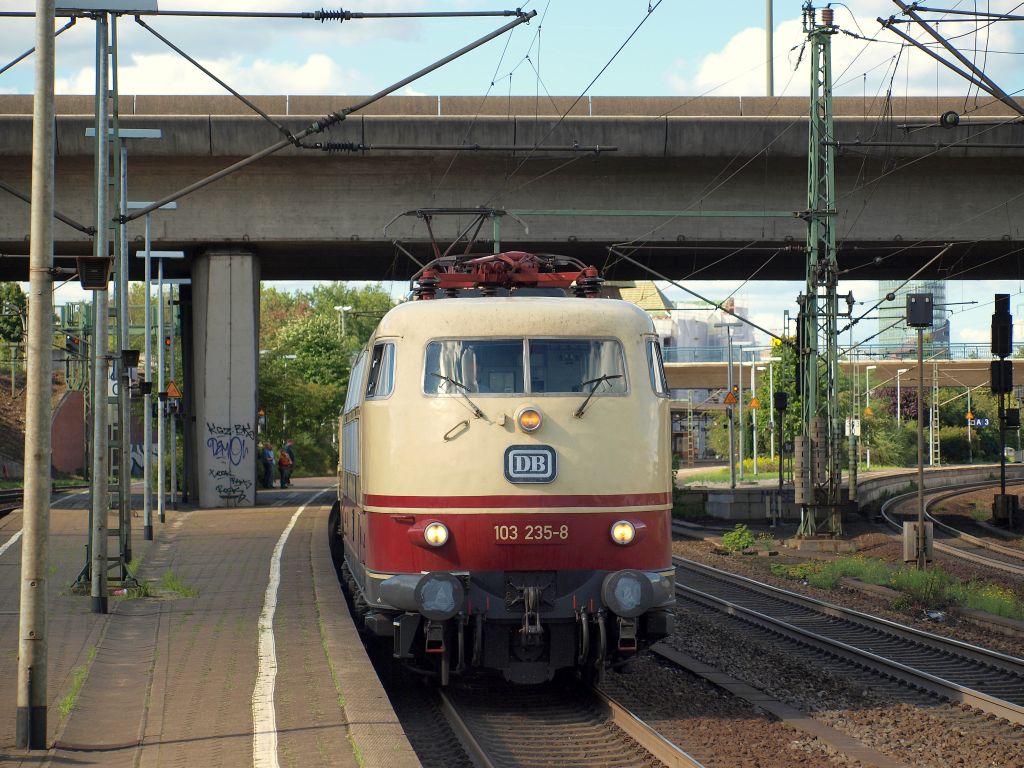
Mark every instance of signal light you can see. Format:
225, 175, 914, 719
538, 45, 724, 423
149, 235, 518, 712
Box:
164, 335, 171, 348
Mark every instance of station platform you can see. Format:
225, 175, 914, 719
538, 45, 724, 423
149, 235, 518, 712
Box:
0, 479, 418, 768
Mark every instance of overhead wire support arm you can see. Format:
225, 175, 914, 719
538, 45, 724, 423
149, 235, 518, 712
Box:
133, 16, 296, 143
896, 6, 1024, 21
308, 142, 617, 154
0, 179, 95, 235
0, 8, 529, 20
122, 10, 536, 223
605, 246, 789, 345
882, 1, 1024, 116
0, 17, 76, 78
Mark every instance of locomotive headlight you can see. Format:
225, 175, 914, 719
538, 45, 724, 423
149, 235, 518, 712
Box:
610, 520, 636, 545
423, 521, 449, 547
517, 407, 542, 433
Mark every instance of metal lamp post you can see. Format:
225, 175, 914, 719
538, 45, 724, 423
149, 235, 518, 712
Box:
865, 364, 877, 469
739, 346, 760, 479
334, 304, 352, 339
753, 363, 765, 475
282, 354, 297, 429
896, 367, 909, 426
128, 202, 176, 540
715, 322, 742, 488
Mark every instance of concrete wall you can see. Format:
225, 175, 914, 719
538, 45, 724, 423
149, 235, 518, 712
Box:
191, 250, 259, 508
51, 390, 84, 476
691, 464, 1024, 522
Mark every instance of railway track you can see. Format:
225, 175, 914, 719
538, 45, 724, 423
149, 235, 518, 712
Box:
0, 484, 90, 518
880, 481, 1024, 576
673, 555, 1024, 724
437, 680, 704, 768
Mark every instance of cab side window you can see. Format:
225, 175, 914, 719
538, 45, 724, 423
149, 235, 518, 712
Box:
344, 351, 368, 413
365, 342, 395, 400
646, 339, 668, 396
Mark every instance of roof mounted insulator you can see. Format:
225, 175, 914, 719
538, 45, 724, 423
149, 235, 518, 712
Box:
574, 266, 604, 298
415, 269, 439, 301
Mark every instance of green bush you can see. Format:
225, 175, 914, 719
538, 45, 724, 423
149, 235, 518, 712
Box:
890, 568, 960, 609
722, 523, 755, 552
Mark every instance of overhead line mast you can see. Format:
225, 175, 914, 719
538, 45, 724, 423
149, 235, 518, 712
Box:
796, 3, 842, 538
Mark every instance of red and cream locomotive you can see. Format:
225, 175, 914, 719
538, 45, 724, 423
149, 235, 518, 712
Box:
331, 252, 675, 684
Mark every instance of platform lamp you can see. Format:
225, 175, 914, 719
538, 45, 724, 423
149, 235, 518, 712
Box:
906, 293, 934, 569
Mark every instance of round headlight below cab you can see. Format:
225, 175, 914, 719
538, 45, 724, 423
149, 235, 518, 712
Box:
517, 407, 542, 433
610, 520, 636, 546
423, 521, 449, 547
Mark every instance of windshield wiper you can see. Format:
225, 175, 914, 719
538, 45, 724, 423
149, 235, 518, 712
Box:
574, 374, 623, 418
431, 372, 486, 419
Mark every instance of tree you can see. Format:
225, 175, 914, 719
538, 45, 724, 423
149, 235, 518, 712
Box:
0, 283, 26, 344
258, 282, 395, 475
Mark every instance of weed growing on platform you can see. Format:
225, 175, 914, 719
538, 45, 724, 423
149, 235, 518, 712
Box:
161, 569, 198, 598
58, 646, 96, 719
722, 524, 755, 552
772, 556, 1024, 619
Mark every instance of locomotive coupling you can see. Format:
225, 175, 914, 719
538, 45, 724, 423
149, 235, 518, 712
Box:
600, 569, 673, 618
378, 572, 465, 621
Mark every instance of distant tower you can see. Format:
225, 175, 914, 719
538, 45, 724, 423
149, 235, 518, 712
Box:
878, 280, 949, 348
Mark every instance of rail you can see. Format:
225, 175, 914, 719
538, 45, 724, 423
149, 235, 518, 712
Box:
436, 683, 706, 768
879, 481, 1024, 576
673, 555, 1024, 724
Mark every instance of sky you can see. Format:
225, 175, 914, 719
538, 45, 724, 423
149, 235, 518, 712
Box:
2, 0, 1023, 346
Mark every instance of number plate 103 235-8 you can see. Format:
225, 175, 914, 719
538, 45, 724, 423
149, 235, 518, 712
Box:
493, 523, 569, 544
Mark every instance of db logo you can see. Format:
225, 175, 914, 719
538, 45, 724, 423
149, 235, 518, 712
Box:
504, 445, 557, 484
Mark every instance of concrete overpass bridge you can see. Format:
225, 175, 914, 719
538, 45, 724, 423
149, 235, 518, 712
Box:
4, 94, 1022, 507
2, 95, 1023, 282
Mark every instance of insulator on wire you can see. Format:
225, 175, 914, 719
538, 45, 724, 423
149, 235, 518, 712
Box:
314, 8, 350, 23
315, 141, 360, 153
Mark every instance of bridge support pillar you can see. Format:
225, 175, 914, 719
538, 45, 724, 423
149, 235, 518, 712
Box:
191, 249, 260, 508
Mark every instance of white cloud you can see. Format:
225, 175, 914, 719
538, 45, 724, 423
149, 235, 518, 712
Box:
56, 51, 365, 95
668, 8, 1023, 99
957, 327, 989, 343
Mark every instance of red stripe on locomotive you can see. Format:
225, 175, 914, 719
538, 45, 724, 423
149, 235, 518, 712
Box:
361, 509, 671, 573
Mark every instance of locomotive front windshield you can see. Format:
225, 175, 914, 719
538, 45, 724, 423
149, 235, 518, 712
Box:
424, 339, 626, 395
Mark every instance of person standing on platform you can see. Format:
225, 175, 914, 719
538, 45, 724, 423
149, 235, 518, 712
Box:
278, 445, 293, 489
261, 442, 276, 489
284, 439, 296, 485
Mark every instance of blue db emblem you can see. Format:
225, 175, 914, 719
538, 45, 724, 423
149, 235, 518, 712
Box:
504, 445, 557, 484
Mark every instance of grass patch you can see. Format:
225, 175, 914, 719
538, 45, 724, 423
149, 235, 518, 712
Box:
772, 555, 1024, 619
161, 569, 198, 598
968, 501, 989, 523
58, 646, 97, 720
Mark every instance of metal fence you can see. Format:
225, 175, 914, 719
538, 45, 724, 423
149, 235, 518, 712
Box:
663, 342, 1014, 364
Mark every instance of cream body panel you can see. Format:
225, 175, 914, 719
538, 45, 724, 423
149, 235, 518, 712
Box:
357, 298, 670, 504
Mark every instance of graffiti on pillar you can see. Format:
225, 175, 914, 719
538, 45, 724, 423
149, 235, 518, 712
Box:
205, 421, 255, 502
